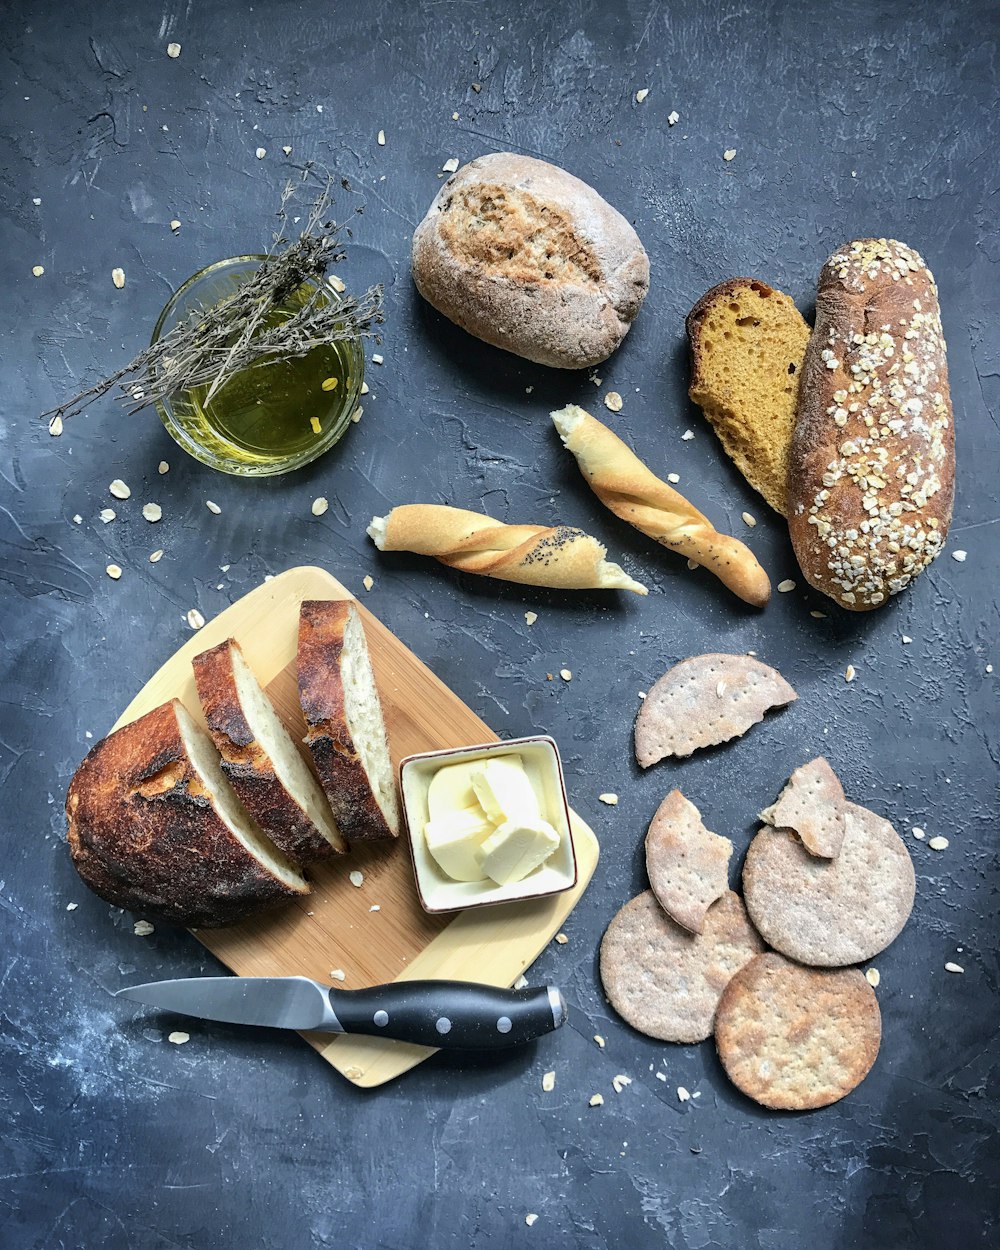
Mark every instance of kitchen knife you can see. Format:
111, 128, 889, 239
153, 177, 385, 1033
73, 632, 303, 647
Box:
115, 976, 567, 1050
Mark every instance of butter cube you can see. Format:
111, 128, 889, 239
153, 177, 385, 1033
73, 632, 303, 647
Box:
424, 809, 493, 882
472, 755, 539, 826
427, 759, 483, 820
479, 817, 561, 886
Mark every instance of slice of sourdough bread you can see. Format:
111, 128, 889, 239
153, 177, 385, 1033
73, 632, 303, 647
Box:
193, 639, 347, 863
298, 600, 400, 841
686, 278, 811, 516
66, 699, 309, 927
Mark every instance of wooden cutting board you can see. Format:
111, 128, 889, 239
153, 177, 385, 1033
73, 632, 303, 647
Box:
113, 566, 600, 1087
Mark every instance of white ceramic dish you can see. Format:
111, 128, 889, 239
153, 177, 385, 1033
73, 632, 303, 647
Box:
399, 736, 579, 914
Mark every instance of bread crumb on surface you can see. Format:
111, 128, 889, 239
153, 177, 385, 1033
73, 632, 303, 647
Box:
612, 1074, 632, 1093
542, 1070, 555, 1092
311, 497, 329, 517
677, 1085, 691, 1101
372, 353, 384, 365
66, 902, 78, 911
524, 611, 538, 626
166, 42, 181, 57
635, 88, 649, 103
133, 920, 154, 936
330, 969, 346, 981
168, 1030, 190, 1044
723, 149, 736, 161
589, 1093, 604, 1107
32, 264, 45, 277
105, 564, 122, 580
667, 472, 681, 483
951, 550, 967, 562
603, 391, 623, 412
72, 514, 82, 524
142, 503, 162, 523
369, 904, 381, 912
525, 1214, 538, 1227
928, 836, 949, 851
349, 870, 364, 887
777, 578, 796, 593
187, 608, 205, 630
442, 157, 459, 173
599, 793, 619, 806
901, 634, 913, 644
681, 428, 694, 440
282, 145, 292, 156
111, 267, 126, 288
668, 110, 680, 125
844, 664, 856, 682
255, 146, 267, 159
363, 574, 374, 591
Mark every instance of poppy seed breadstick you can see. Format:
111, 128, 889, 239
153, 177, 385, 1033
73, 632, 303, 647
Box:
551, 404, 771, 606
367, 504, 647, 594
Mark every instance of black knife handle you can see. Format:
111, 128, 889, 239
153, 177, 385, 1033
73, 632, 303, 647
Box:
323, 980, 566, 1049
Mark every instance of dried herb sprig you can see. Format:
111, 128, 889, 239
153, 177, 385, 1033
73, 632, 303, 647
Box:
42, 175, 383, 424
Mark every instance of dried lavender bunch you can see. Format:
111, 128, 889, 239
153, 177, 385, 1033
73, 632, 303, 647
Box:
42, 176, 383, 424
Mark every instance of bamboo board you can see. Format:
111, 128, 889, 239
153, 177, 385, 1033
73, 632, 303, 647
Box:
113, 566, 599, 1087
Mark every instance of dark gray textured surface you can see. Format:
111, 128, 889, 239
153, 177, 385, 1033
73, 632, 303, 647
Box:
2, 1, 998, 1246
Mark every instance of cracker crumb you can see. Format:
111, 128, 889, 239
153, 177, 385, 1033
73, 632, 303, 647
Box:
560, 668, 572, 681
777, 578, 796, 593
951, 550, 967, 562
330, 969, 346, 981
105, 564, 122, 580
524, 611, 538, 626
603, 391, 624, 412
542, 1070, 556, 1092
187, 608, 205, 630
525, 1214, 538, 1227
328, 274, 346, 294
723, 149, 736, 161
844, 664, 856, 682
109, 479, 131, 500
865, 968, 881, 987
741, 511, 756, 527
377, 129, 386, 146
635, 88, 649, 103
149, 549, 164, 563
311, 497, 329, 517
944, 962, 964, 974
168, 1030, 190, 1044
255, 146, 267, 159
677, 1086, 691, 1101
442, 157, 459, 173
111, 267, 126, 289
349, 870, 364, 887
928, 835, 949, 851
554, 932, 568, 945
166, 42, 181, 58
133, 920, 154, 936
49, 415, 63, 437
668, 110, 680, 126
612, 1074, 632, 1093
599, 793, 619, 806
206, 500, 221, 514
594, 1035, 605, 1048
32, 264, 45, 277
589, 1093, 604, 1107
363, 575, 374, 591
142, 503, 162, 523
158, 460, 170, 474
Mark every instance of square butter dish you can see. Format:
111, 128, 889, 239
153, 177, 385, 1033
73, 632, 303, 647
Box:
399, 736, 579, 914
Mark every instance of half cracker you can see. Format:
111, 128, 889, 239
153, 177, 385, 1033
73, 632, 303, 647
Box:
635, 654, 796, 767
599, 889, 765, 1044
645, 789, 733, 934
715, 952, 881, 1109
759, 756, 847, 858
742, 802, 915, 967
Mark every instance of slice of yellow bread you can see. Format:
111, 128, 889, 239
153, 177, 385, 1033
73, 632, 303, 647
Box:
686, 279, 810, 516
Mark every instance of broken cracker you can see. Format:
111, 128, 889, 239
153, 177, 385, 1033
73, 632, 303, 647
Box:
715, 953, 881, 1110
645, 789, 733, 934
759, 756, 847, 858
635, 654, 796, 767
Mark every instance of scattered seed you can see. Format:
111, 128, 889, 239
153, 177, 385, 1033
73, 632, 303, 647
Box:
603, 391, 623, 412
133, 920, 154, 936
560, 668, 572, 681
599, 793, 619, 806
311, 497, 329, 517
321, 376, 339, 392
524, 611, 538, 626
149, 549, 164, 563
777, 578, 796, 593
349, 870, 364, 887
677, 1086, 691, 1101
951, 550, 967, 562
525, 1214, 538, 1228
255, 147, 267, 159
310, 416, 322, 434
928, 836, 949, 851
542, 1071, 556, 1092
109, 479, 131, 499
158, 460, 169, 474
911, 826, 925, 839
377, 129, 386, 146
589, 1093, 604, 1107
111, 267, 125, 289
166, 42, 181, 58
32, 264, 45, 277
206, 500, 221, 514
944, 962, 964, 974
554, 932, 568, 945
723, 149, 736, 161
810, 610, 827, 619
866, 968, 880, 987
330, 969, 346, 981
187, 608, 205, 630
845, 664, 856, 682
351, 406, 363, 423
142, 503, 162, 523
442, 157, 459, 173
363, 575, 374, 591
668, 110, 680, 126
594, 1035, 605, 1048
48, 415, 63, 437
170, 219, 181, 231
635, 88, 649, 103
741, 511, 756, 527
667, 472, 680, 484
105, 564, 122, 580
372, 353, 384, 365
612, 1074, 632, 1093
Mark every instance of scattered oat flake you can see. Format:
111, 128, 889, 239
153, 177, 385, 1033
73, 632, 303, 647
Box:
866, 968, 881, 987
677, 1086, 691, 1102
109, 479, 131, 499
72, 514, 82, 524
741, 511, 756, 527
911, 826, 925, 839
442, 158, 459, 173
170, 219, 181, 231
310, 416, 322, 434
66, 902, 78, 911
312, 497, 329, 517
282, 145, 292, 156
328, 274, 346, 294
363, 575, 374, 592
554, 932, 568, 945
542, 1070, 556, 1092
656, 1071, 667, 1082
901, 635, 913, 644
321, 376, 339, 391
471, 82, 481, 92
612, 1074, 632, 1094
668, 110, 680, 125
351, 406, 363, 423
256, 147, 267, 159
330, 969, 346, 981
111, 267, 125, 289
594, 1035, 605, 1048
166, 42, 181, 58
951, 549, 967, 562
525, 1214, 538, 1228
513, 974, 529, 990
560, 668, 572, 682
599, 793, 619, 806
133, 920, 154, 936
604, 391, 623, 412
349, 870, 364, 887
142, 503, 162, 523
944, 962, 964, 974
220, 564, 230, 572
168, 1031, 190, 1046
723, 149, 736, 161
667, 472, 681, 484
360, 381, 370, 395
149, 549, 164, 563
32, 264, 45, 277
777, 578, 796, 593
158, 461, 169, 474
344, 1065, 365, 1080
105, 564, 122, 580
187, 608, 205, 630
928, 836, 949, 851
589, 1093, 604, 1107
635, 88, 649, 103
206, 500, 221, 514
377, 129, 386, 146
844, 664, 856, 683
372, 353, 384, 365
48, 415, 63, 437
524, 611, 538, 626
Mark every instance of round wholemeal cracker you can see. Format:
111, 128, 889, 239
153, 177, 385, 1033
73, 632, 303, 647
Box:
645, 789, 733, 934
715, 952, 881, 1109
599, 889, 765, 1043
742, 803, 915, 967
759, 756, 846, 859
635, 654, 796, 767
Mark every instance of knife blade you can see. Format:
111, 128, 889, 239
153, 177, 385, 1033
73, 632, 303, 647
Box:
115, 976, 567, 1050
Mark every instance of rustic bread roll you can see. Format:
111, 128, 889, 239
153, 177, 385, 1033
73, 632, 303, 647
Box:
686, 278, 810, 515
412, 152, 649, 368
368, 505, 647, 594
66, 700, 309, 927
193, 638, 347, 863
789, 239, 954, 611
298, 601, 400, 841
551, 404, 771, 606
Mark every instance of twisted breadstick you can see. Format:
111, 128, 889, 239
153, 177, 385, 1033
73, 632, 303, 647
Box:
551, 405, 771, 606
367, 505, 647, 594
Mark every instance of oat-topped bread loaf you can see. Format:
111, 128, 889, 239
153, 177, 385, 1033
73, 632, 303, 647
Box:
686, 278, 811, 515
193, 639, 347, 864
412, 152, 649, 369
789, 239, 954, 611
66, 700, 309, 927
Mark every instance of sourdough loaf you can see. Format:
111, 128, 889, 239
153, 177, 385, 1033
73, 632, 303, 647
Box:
412, 152, 649, 369
788, 239, 954, 611
66, 700, 309, 927
193, 639, 347, 863
298, 601, 400, 841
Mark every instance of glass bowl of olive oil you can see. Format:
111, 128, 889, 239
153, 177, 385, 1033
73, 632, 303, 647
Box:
151, 256, 364, 476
